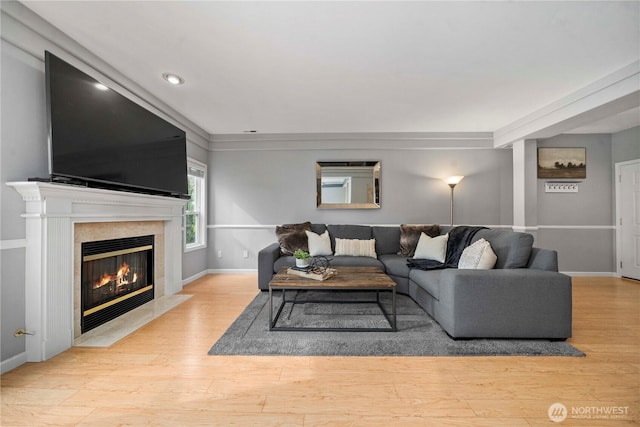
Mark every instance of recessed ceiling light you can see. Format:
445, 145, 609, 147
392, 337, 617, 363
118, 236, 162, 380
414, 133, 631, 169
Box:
162, 73, 184, 85
94, 83, 109, 91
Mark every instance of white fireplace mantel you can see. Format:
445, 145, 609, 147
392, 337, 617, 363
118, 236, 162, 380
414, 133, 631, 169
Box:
7, 182, 187, 362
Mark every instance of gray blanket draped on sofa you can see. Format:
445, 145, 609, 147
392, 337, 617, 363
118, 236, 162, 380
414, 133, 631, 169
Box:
406, 226, 486, 270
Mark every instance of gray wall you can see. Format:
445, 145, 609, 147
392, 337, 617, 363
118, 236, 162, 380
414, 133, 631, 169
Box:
1, 6, 209, 369
182, 248, 209, 282
206, 132, 628, 275
207, 145, 514, 270
612, 125, 640, 164
1, 40, 48, 364
535, 134, 615, 273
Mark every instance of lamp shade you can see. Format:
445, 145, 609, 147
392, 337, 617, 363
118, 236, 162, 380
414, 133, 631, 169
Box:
445, 176, 464, 186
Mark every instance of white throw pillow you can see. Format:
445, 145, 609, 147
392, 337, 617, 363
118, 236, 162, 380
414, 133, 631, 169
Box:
413, 233, 448, 262
334, 238, 377, 258
458, 238, 497, 269
305, 230, 333, 256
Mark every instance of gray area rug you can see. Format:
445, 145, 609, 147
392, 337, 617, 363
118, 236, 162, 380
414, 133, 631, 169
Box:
209, 291, 585, 357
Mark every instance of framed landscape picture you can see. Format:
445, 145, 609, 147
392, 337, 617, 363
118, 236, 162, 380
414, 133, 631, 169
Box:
537, 147, 586, 179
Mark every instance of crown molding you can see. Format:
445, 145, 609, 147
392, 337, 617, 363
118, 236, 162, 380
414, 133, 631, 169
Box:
209, 132, 495, 151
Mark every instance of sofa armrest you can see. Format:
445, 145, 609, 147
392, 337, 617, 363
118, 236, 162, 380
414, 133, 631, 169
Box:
437, 269, 572, 339
258, 242, 281, 290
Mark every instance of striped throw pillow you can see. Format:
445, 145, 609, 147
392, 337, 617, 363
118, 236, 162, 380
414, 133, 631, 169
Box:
334, 238, 377, 258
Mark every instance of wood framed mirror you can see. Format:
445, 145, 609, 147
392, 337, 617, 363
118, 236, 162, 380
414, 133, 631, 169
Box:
316, 161, 381, 209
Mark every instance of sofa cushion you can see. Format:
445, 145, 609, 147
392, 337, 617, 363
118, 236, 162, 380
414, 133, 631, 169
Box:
472, 229, 533, 269
305, 230, 333, 256
275, 253, 383, 273
527, 247, 559, 272
310, 223, 327, 235
327, 225, 372, 251
378, 254, 411, 278
399, 224, 441, 256
334, 238, 377, 258
274, 255, 295, 273
328, 256, 384, 270
409, 269, 443, 300
458, 238, 497, 269
372, 226, 401, 255
275, 222, 312, 255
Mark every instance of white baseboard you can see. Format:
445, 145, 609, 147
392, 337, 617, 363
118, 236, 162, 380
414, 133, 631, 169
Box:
182, 270, 210, 285
207, 269, 258, 274
1, 352, 27, 374
182, 269, 258, 285
562, 271, 616, 277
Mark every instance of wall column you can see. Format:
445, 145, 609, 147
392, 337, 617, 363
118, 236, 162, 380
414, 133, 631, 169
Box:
512, 139, 538, 238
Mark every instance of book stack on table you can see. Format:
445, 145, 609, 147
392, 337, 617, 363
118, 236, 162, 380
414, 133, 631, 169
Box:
286, 267, 337, 281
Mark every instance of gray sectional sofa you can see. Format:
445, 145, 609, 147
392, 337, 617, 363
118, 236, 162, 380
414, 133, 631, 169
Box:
258, 224, 572, 339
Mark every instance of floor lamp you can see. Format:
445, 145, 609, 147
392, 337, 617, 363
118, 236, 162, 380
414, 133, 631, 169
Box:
445, 176, 464, 227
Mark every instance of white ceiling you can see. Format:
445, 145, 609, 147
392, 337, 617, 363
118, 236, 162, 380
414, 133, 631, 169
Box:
21, 1, 640, 136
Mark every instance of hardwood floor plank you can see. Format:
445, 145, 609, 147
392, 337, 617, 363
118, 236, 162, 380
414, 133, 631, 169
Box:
394, 381, 601, 401
76, 409, 304, 427
1, 274, 638, 425
263, 395, 477, 418
0, 404, 94, 427
303, 414, 532, 426
0, 387, 78, 406
61, 389, 268, 413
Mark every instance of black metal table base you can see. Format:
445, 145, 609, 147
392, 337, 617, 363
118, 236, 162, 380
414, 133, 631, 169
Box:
269, 288, 397, 332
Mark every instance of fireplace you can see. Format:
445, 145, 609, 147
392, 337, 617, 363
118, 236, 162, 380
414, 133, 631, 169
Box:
81, 235, 154, 333
8, 182, 185, 362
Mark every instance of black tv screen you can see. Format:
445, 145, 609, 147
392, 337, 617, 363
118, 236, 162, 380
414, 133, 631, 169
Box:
45, 51, 189, 198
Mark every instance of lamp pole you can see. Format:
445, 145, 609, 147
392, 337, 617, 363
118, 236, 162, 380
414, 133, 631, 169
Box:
449, 183, 456, 227
445, 176, 464, 228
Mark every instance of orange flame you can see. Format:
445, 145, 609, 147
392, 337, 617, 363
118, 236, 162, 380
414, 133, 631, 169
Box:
117, 263, 130, 278
93, 262, 139, 289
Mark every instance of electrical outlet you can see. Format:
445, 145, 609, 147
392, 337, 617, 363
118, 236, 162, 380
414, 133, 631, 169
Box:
217, 250, 223, 258
243, 250, 249, 258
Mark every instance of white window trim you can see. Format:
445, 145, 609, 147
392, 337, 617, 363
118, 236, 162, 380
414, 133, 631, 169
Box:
185, 158, 207, 252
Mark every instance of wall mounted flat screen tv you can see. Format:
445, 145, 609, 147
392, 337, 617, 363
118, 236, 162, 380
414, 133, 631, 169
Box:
44, 51, 189, 198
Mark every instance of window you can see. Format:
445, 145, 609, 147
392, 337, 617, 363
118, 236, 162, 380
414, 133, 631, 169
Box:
185, 159, 207, 251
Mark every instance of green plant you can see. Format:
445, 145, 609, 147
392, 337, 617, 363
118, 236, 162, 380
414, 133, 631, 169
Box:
293, 249, 311, 260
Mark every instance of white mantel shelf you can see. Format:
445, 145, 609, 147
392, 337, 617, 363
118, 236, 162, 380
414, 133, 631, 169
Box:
7, 181, 187, 362
8, 181, 186, 219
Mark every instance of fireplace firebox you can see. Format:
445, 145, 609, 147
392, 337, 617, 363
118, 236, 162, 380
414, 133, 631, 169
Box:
81, 235, 154, 333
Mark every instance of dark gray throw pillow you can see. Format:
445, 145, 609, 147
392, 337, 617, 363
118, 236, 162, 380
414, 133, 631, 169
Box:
399, 224, 441, 256
275, 222, 312, 255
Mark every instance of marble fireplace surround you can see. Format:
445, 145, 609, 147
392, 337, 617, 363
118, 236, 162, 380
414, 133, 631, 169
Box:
74, 221, 165, 339
8, 182, 186, 362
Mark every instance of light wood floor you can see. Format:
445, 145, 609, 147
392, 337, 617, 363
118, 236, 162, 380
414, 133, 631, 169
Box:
1, 275, 638, 426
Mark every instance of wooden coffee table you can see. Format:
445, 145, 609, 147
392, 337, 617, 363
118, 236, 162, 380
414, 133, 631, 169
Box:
268, 266, 397, 332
